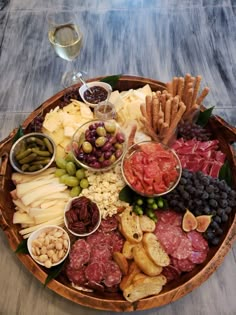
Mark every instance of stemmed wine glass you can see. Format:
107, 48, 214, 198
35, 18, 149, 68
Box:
47, 12, 84, 87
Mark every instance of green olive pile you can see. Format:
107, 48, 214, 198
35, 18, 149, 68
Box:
14, 136, 54, 172
132, 196, 166, 222
55, 152, 89, 197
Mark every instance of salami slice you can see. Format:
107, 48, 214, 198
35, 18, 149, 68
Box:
99, 216, 118, 233
162, 265, 181, 282
110, 230, 125, 253
69, 239, 91, 269
172, 236, 192, 260
175, 258, 195, 272
187, 230, 209, 252
85, 262, 105, 283
156, 210, 182, 227
90, 243, 112, 263
103, 261, 122, 287
189, 250, 208, 264
66, 265, 87, 286
155, 226, 182, 255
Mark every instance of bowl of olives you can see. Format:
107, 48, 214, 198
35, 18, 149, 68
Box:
71, 119, 126, 171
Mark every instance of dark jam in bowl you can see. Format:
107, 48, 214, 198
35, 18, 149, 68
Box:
83, 86, 108, 104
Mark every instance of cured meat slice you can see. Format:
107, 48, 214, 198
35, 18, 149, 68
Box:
110, 231, 125, 253
99, 216, 118, 233
103, 261, 122, 287
174, 258, 195, 272
162, 265, 181, 282
66, 265, 87, 286
90, 243, 112, 263
85, 262, 105, 283
156, 210, 182, 226
69, 239, 91, 269
171, 236, 192, 260
86, 231, 111, 248
155, 226, 182, 255
189, 250, 208, 264
187, 230, 208, 252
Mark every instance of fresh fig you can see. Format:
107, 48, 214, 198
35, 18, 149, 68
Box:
182, 209, 198, 232
196, 215, 212, 233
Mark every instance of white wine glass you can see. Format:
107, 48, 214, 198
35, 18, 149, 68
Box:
47, 12, 83, 87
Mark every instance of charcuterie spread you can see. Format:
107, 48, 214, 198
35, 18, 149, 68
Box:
4, 74, 236, 309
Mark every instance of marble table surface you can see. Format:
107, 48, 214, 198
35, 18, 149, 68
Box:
0, 0, 236, 314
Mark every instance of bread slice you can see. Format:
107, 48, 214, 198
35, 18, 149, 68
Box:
123, 274, 167, 302
142, 232, 170, 267
113, 251, 129, 275
139, 215, 156, 232
132, 243, 162, 276
122, 240, 135, 259
120, 207, 143, 243
119, 261, 140, 291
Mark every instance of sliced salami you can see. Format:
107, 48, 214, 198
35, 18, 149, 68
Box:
189, 250, 208, 264
69, 239, 91, 269
175, 258, 195, 272
155, 226, 182, 255
66, 265, 87, 286
110, 231, 125, 253
187, 230, 209, 252
162, 265, 181, 282
90, 243, 112, 263
99, 216, 118, 233
156, 210, 182, 226
103, 261, 122, 287
172, 236, 192, 260
85, 262, 105, 283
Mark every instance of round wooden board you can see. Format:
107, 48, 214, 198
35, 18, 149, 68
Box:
0, 75, 235, 312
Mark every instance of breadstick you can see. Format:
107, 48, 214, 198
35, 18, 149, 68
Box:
145, 95, 153, 127
162, 102, 186, 145
140, 103, 147, 119
191, 75, 202, 107
172, 77, 178, 96
128, 124, 137, 147
182, 73, 191, 104
170, 96, 179, 124
177, 77, 184, 100
166, 82, 173, 95
164, 99, 172, 127
162, 90, 168, 95
184, 104, 200, 123
157, 106, 164, 133
152, 95, 159, 132
159, 122, 169, 139
140, 117, 159, 141
186, 88, 193, 112
196, 87, 210, 105
161, 94, 167, 112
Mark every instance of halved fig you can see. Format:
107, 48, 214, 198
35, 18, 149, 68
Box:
182, 209, 198, 232
196, 215, 212, 233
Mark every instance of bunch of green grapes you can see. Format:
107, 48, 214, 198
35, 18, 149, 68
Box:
132, 196, 167, 222
55, 152, 89, 197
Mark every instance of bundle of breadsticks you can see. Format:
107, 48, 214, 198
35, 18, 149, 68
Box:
140, 74, 210, 146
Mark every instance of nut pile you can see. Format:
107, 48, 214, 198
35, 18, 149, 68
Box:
30, 227, 69, 268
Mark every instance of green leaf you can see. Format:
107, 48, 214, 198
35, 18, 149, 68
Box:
15, 239, 29, 254
13, 125, 24, 143
196, 106, 215, 127
119, 185, 136, 204
44, 261, 66, 287
219, 160, 232, 186
100, 74, 122, 88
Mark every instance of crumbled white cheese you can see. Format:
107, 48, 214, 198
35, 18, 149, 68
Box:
80, 164, 129, 218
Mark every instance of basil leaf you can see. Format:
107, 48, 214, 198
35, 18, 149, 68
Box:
219, 160, 232, 186
15, 239, 29, 254
119, 185, 136, 204
100, 74, 122, 88
196, 106, 215, 127
13, 125, 24, 143
44, 261, 66, 287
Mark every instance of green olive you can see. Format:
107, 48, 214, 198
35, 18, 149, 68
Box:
82, 141, 93, 153
109, 154, 116, 163
95, 136, 106, 147
104, 121, 116, 133
96, 126, 107, 137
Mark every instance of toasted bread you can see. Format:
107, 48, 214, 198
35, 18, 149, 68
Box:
122, 240, 135, 259
119, 261, 140, 291
123, 274, 167, 302
120, 207, 143, 243
139, 215, 156, 232
142, 232, 170, 267
113, 251, 129, 275
132, 243, 163, 276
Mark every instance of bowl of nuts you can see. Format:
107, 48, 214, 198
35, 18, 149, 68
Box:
71, 119, 126, 171
64, 196, 101, 237
27, 225, 70, 268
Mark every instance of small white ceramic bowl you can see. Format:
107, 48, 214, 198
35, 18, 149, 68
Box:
27, 225, 70, 268
79, 81, 112, 108
64, 196, 101, 237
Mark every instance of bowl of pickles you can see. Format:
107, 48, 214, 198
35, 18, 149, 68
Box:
71, 119, 126, 171
10, 132, 56, 174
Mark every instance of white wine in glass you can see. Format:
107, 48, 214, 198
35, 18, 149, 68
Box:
48, 12, 83, 87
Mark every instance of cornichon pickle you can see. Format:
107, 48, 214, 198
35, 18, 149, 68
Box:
15, 148, 32, 161
31, 148, 51, 157
21, 164, 30, 171
43, 137, 53, 154
27, 164, 44, 172
31, 158, 51, 165
26, 136, 45, 147
19, 153, 37, 164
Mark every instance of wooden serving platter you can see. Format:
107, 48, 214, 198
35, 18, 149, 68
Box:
0, 75, 235, 312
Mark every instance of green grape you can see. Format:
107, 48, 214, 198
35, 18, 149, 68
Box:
66, 161, 76, 176
157, 198, 164, 208
136, 198, 144, 206
55, 168, 67, 177
65, 151, 75, 162
133, 205, 143, 215
147, 198, 155, 205
70, 186, 82, 197
152, 203, 158, 210
59, 174, 70, 184
55, 157, 67, 169
80, 178, 89, 189
146, 208, 155, 219
76, 168, 85, 180
64, 176, 79, 187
